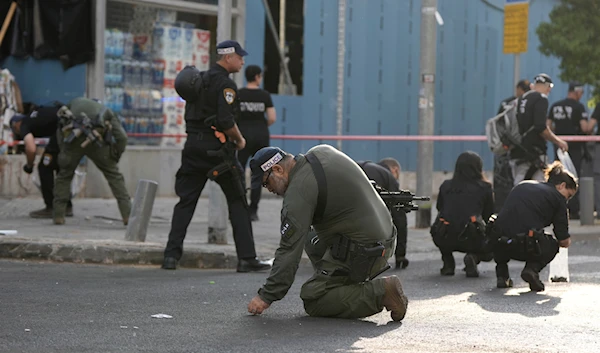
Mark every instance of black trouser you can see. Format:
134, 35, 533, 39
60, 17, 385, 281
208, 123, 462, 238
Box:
391, 208, 408, 258
555, 142, 584, 217
492, 153, 513, 213
494, 233, 559, 279
237, 125, 269, 214
39, 134, 72, 209
164, 132, 257, 261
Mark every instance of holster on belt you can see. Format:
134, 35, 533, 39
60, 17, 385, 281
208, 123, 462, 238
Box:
331, 232, 394, 283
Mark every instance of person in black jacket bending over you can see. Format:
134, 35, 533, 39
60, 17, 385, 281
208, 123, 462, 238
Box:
492, 161, 575, 291
358, 158, 409, 269
432, 151, 494, 277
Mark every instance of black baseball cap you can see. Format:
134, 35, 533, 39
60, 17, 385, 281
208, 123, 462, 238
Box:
534, 73, 554, 87
216, 40, 248, 57
568, 81, 584, 92
250, 147, 287, 189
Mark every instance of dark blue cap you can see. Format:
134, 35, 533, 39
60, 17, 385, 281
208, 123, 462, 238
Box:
10, 113, 26, 127
216, 40, 248, 57
250, 147, 287, 189
569, 81, 584, 92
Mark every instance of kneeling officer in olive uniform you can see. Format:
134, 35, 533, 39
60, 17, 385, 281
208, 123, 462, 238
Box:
490, 161, 575, 291
53, 97, 131, 225
246, 144, 409, 321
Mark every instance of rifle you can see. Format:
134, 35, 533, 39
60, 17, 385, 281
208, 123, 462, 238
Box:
206, 141, 247, 203
370, 180, 430, 213
59, 108, 104, 148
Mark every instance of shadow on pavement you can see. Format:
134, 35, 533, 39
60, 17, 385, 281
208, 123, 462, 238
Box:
467, 289, 561, 318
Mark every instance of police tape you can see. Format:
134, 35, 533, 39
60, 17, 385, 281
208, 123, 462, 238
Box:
4, 134, 600, 146
125, 133, 600, 142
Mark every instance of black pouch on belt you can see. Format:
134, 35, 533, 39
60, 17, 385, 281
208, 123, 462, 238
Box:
348, 242, 386, 283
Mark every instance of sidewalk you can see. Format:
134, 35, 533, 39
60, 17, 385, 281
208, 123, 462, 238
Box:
1, 197, 598, 269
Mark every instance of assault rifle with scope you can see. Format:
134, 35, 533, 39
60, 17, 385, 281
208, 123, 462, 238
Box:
370, 180, 430, 213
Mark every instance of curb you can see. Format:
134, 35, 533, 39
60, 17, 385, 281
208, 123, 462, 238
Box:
0, 239, 238, 269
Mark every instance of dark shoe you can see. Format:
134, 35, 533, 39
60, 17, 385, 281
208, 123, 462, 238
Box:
161, 257, 178, 270
497, 277, 514, 288
237, 258, 271, 273
30, 207, 53, 219
66, 207, 74, 217
249, 212, 259, 222
440, 266, 455, 276
464, 254, 480, 278
521, 268, 545, 292
395, 257, 409, 269
381, 276, 409, 321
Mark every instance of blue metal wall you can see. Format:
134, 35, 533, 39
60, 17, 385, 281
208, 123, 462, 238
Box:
0, 57, 86, 106
245, 0, 576, 171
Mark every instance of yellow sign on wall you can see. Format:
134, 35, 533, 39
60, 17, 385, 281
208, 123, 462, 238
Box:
503, 1, 529, 54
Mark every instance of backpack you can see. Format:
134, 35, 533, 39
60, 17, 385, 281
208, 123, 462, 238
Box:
485, 98, 521, 156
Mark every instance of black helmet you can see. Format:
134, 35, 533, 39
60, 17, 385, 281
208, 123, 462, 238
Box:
174, 66, 205, 102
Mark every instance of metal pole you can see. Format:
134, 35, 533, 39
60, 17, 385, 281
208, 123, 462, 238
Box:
233, 0, 246, 88
278, 0, 286, 92
261, 0, 294, 95
87, 0, 106, 101
416, 0, 437, 228
336, 0, 346, 151
207, 0, 233, 245
580, 177, 594, 225
514, 54, 520, 87
125, 179, 158, 242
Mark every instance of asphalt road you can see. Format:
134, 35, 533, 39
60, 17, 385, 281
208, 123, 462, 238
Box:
1, 239, 599, 353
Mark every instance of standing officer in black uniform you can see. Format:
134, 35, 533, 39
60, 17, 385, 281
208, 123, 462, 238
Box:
491, 161, 575, 291
10, 102, 73, 218
547, 82, 592, 219
237, 65, 276, 221
357, 158, 409, 269
493, 79, 530, 211
510, 74, 568, 185
162, 40, 271, 273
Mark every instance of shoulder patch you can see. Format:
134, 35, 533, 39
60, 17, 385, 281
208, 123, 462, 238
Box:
281, 219, 296, 239
223, 88, 236, 104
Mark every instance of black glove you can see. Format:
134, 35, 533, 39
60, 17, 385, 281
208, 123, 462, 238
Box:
23, 164, 34, 174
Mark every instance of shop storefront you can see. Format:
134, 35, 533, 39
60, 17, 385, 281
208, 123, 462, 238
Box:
89, 0, 246, 149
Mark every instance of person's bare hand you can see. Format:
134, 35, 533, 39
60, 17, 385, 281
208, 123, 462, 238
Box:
247, 295, 270, 315
557, 138, 568, 152
235, 137, 246, 150
558, 238, 571, 248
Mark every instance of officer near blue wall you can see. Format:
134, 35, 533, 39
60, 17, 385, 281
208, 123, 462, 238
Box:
491, 161, 575, 292
357, 158, 409, 269
162, 40, 271, 273
10, 102, 73, 218
546, 82, 592, 219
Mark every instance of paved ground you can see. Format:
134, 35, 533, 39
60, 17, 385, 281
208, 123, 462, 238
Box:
1, 246, 599, 353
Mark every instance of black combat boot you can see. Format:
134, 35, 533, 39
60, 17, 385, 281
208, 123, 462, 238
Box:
161, 257, 178, 270
496, 277, 514, 288
440, 253, 455, 276
237, 258, 271, 273
395, 256, 409, 269
464, 253, 480, 278
521, 267, 544, 292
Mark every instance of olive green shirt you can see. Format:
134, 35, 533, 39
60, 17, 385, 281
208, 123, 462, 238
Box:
258, 144, 393, 304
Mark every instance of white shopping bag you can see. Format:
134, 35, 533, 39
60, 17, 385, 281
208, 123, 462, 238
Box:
549, 247, 569, 282
557, 149, 578, 178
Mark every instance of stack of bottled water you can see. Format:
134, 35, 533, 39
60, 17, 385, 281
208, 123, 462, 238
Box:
104, 27, 164, 146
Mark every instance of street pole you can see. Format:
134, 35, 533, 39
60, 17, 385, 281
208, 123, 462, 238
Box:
336, 0, 346, 151
416, 0, 437, 228
208, 0, 233, 244
278, 0, 286, 93
514, 54, 520, 87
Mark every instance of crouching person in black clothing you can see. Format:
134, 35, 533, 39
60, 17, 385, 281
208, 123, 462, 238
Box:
491, 161, 576, 291
431, 151, 495, 277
